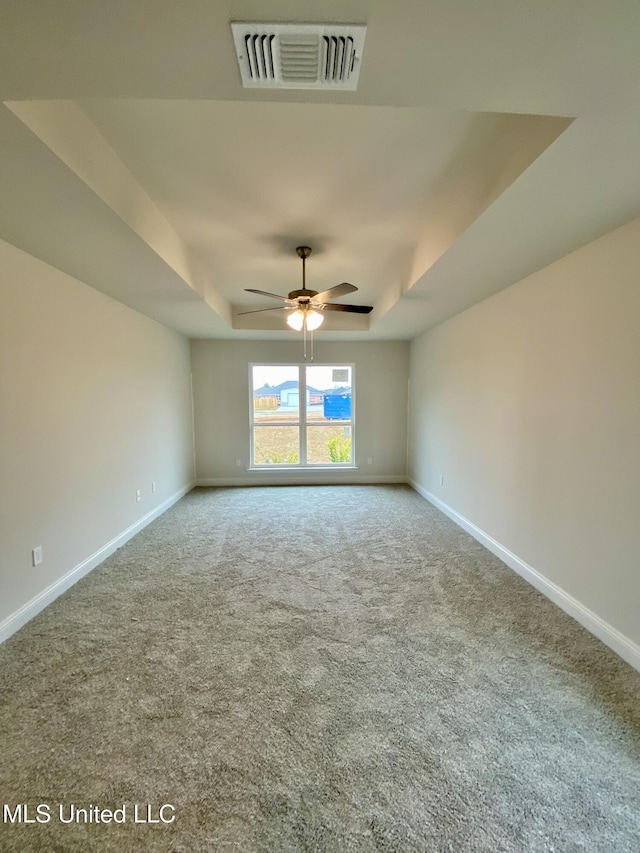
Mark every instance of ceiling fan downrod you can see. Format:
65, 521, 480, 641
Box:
296, 246, 312, 293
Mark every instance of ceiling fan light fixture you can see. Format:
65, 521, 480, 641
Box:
286, 307, 324, 331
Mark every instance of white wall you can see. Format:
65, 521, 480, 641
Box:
191, 339, 409, 484
408, 217, 640, 660
0, 240, 194, 635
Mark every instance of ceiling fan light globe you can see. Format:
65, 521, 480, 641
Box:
286, 310, 305, 331
306, 310, 324, 331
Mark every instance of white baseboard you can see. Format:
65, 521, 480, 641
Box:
0, 482, 194, 645
195, 475, 408, 487
409, 479, 640, 673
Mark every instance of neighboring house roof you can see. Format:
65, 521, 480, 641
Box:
254, 381, 325, 397
253, 384, 281, 397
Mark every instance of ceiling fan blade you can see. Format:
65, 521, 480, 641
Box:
244, 288, 291, 302
313, 282, 358, 302
321, 303, 373, 314
237, 306, 290, 316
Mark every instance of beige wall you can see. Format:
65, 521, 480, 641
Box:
0, 240, 194, 629
408, 217, 640, 650
191, 339, 409, 484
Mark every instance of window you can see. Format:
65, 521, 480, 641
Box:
250, 364, 354, 467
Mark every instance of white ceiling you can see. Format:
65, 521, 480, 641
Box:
2, 1, 640, 340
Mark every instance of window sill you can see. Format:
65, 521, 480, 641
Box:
247, 466, 359, 473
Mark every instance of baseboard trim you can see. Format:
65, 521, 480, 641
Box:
195, 475, 408, 487
0, 482, 194, 645
409, 479, 640, 673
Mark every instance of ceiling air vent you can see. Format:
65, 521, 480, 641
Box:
231, 22, 366, 91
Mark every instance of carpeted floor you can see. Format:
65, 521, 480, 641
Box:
1, 485, 638, 852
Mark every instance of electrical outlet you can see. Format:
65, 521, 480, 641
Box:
136, 490, 141, 502
439, 475, 444, 485
32, 546, 43, 567
151, 481, 157, 493
367, 457, 373, 465
235, 459, 242, 467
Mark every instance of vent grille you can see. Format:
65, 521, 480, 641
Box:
323, 36, 356, 83
280, 35, 319, 82
244, 34, 276, 81
231, 22, 366, 90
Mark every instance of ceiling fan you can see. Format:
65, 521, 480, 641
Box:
239, 246, 373, 331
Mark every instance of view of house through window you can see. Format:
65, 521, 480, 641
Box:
251, 365, 353, 466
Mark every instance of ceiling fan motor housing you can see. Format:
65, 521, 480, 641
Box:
288, 289, 317, 301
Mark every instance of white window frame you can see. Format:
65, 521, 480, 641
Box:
249, 363, 355, 469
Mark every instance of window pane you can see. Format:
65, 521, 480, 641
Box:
253, 426, 300, 465
306, 365, 352, 424
252, 365, 300, 422
306, 425, 352, 464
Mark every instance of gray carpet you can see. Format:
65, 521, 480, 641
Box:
1, 485, 638, 852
